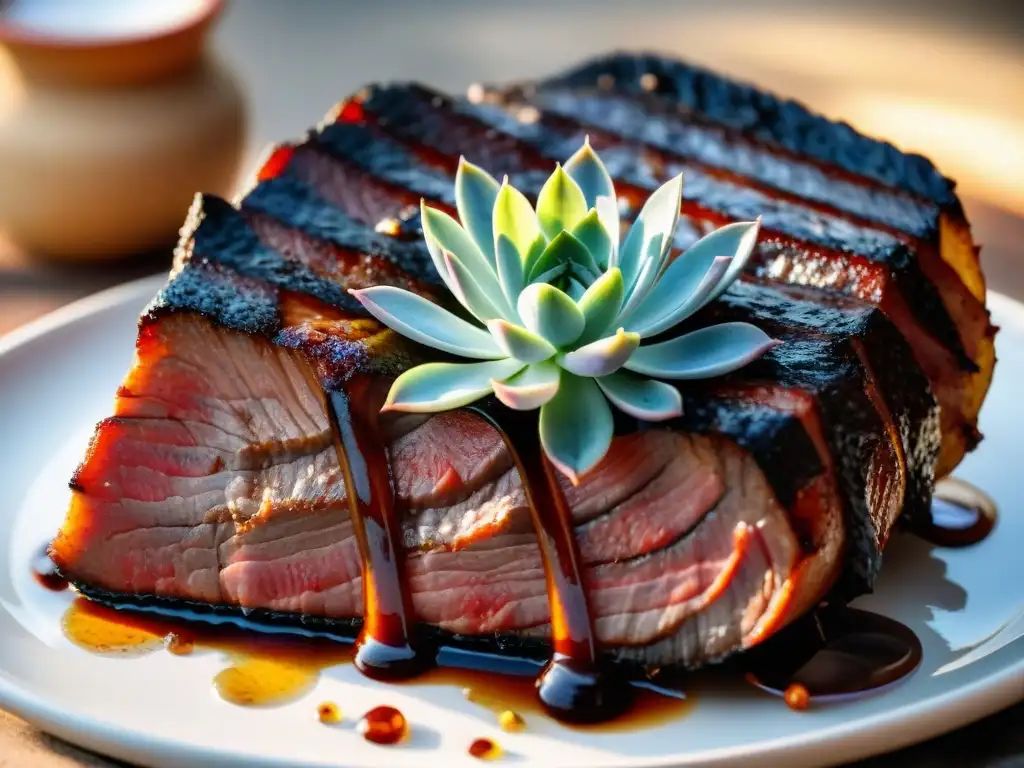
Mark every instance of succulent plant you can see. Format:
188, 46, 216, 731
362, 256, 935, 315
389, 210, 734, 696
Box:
351, 140, 778, 482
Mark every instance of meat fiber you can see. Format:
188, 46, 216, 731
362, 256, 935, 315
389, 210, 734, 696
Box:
51, 52, 977, 672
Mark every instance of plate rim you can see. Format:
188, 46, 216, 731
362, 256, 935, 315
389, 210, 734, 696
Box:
0, 278, 1021, 768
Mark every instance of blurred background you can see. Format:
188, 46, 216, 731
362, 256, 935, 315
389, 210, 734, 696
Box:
0, 0, 1021, 335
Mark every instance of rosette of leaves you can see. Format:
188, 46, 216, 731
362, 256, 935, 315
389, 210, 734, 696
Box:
351, 140, 778, 482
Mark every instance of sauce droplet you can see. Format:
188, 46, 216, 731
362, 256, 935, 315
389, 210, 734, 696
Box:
912, 478, 997, 548
213, 657, 319, 707
31, 545, 69, 592
165, 632, 195, 656
317, 701, 342, 724
745, 607, 922, 701
468, 737, 503, 760
783, 683, 810, 711
358, 705, 408, 745
498, 709, 525, 733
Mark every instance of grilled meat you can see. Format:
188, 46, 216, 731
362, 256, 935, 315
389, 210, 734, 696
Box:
53, 52, 984, 671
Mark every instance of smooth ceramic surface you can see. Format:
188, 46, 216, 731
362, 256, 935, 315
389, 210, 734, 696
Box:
0, 276, 1021, 768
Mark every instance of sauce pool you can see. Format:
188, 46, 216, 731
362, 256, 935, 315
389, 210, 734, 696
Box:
911, 478, 997, 548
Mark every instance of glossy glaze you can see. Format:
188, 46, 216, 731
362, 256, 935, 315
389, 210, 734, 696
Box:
326, 377, 430, 679
469, 404, 629, 723
745, 607, 922, 703
913, 478, 997, 547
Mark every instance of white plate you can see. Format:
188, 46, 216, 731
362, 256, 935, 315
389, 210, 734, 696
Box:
0, 276, 1021, 768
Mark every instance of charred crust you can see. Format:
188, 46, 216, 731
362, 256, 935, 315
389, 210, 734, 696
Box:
542, 52, 956, 207
241, 173, 442, 288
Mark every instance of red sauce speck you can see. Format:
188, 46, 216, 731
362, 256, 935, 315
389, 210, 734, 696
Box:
784, 683, 811, 711
358, 705, 407, 745
468, 737, 502, 760
317, 701, 342, 724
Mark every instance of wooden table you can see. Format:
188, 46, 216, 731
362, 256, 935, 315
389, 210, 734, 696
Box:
1, 1, 1021, 765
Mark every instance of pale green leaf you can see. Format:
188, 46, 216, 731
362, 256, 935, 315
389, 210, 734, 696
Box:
444, 250, 510, 323
539, 374, 614, 484
494, 234, 525, 309
490, 360, 561, 410
619, 233, 666, 319
624, 322, 779, 380
517, 282, 585, 348
527, 231, 591, 284
455, 157, 500, 264
617, 174, 682, 291
564, 137, 616, 209
493, 179, 543, 261
487, 319, 557, 363
571, 209, 612, 272
624, 255, 731, 337
576, 267, 624, 345
383, 358, 525, 413
697, 218, 761, 306
596, 371, 682, 421
350, 286, 504, 359
537, 164, 588, 241
557, 328, 640, 377
596, 196, 621, 266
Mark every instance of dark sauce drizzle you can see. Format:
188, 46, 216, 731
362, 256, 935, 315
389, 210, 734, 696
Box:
911, 478, 997, 548
31, 545, 69, 592
469, 404, 629, 723
744, 607, 922, 705
326, 376, 431, 679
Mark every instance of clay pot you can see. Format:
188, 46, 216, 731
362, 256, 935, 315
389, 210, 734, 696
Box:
0, 0, 246, 259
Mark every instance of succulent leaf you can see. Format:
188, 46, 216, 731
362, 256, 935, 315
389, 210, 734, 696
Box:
421, 202, 495, 288
350, 286, 504, 359
487, 319, 557, 363
623, 255, 731, 337
557, 328, 640, 377
443, 250, 511, 322
530, 262, 569, 285
493, 179, 544, 264
491, 361, 561, 410
698, 218, 761, 306
528, 231, 592, 284
571, 209, 613, 272
539, 374, 614, 484
576, 267, 624, 345
617, 174, 682, 290
384, 358, 526, 412
619, 233, 666, 318
566, 277, 588, 301
596, 196, 621, 266
517, 283, 585, 348
624, 322, 779, 380
495, 234, 525, 309
455, 157, 501, 264
565, 137, 616, 210
596, 371, 683, 421
537, 164, 588, 241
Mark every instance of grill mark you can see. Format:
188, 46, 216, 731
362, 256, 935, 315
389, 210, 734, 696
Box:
495, 86, 937, 239
539, 53, 956, 207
